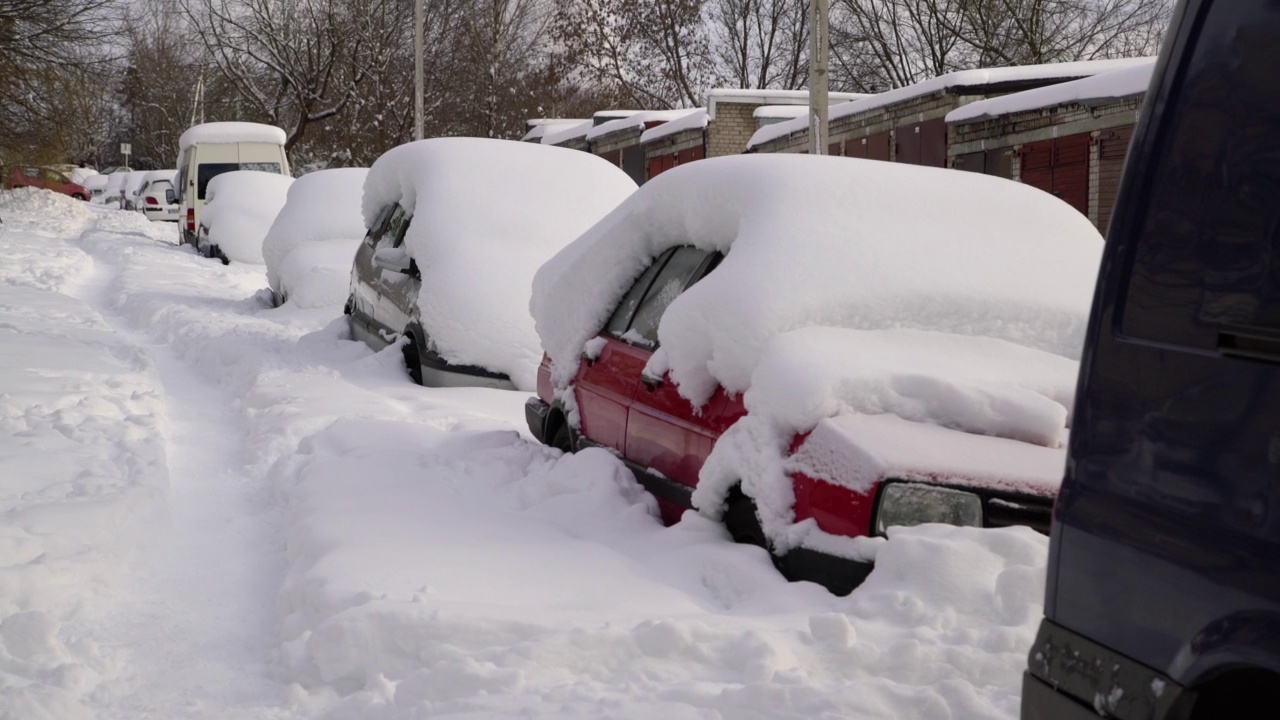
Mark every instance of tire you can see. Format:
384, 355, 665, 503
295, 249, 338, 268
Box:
550, 421, 573, 453
402, 333, 424, 385
723, 489, 788, 572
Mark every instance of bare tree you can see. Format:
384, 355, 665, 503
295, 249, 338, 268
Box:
178, 0, 411, 151
553, 0, 715, 109
709, 0, 809, 90
830, 0, 1171, 91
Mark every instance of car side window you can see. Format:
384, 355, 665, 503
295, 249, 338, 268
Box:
611, 246, 720, 348
23, 168, 38, 178
1118, 3, 1280, 351
604, 248, 676, 338
365, 204, 396, 247
377, 207, 411, 250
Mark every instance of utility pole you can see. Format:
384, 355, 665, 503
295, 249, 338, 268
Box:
808, 0, 829, 155
414, 0, 424, 141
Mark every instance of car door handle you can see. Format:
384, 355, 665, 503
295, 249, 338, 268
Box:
641, 372, 663, 390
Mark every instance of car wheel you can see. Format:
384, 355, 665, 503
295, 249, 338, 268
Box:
723, 488, 787, 572
72, 193, 87, 201
550, 421, 574, 454
402, 333, 424, 385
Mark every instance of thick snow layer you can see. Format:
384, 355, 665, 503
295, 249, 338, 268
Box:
69, 167, 98, 185
122, 170, 150, 199
754, 105, 809, 120
178, 121, 287, 152
640, 109, 709, 143
261, 167, 367, 306
201, 170, 294, 264
142, 169, 177, 184
947, 60, 1156, 123
82, 174, 109, 192
540, 119, 594, 146
521, 119, 588, 142
586, 109, 700, 141
361, 138, 636, 389
532, 153, 1103, 406
0, 186, 1055, 718
748, 57, 1153, 149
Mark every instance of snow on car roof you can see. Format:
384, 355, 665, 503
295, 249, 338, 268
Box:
748, 57, 1153, 149
262, 167, 367, 302
143, 169, 177, 183
531, 153, 1103, 409
178, 122, 287, 152
201, 170, 294, 264
946, 60, 1156, 124
361, 137, 637, 389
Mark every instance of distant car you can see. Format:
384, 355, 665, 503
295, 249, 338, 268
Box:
527, 154, 1104, 595
261, 168, 368, 308
5, 166, 89, 200
137, 170, 179, 222
196, 170, 293, 264
82, 174, 109, 201
346, 137, 636, 390
120, 171, 151, 211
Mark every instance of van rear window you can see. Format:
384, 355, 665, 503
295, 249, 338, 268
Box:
195, 162, 284, 200
1118, 3, 1280, 350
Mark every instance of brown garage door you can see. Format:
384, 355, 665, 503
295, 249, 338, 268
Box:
1019, 133, 1091, 217
1095, 125, 1134, 235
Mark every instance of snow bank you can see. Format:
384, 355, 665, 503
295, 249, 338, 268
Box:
947, 60, 1156, 123
0, 187, 97, 232
748, 57, 1152, 149
361, 138, 636, 389
201, 170, 294, 264
261, 168, 367, 306
532, 153, 1103, 407
178, 121, 286, 152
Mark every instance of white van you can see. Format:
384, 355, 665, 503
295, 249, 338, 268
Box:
175, 121, 290, 246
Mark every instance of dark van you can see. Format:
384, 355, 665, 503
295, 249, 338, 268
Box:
1023, 1, 1280, 718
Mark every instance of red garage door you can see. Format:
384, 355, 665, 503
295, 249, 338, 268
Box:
1019, 133, 1091, 217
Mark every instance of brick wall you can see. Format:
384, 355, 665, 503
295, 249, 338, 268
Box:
707, 103, 758, 157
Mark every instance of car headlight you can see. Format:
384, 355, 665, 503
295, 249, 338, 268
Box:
874, 482, 982, 535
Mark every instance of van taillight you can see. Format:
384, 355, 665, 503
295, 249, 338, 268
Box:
186, 208, 195, 232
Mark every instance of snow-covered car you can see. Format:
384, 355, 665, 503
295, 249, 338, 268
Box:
261, 168, 368, 307
5, 166, 90, 200
527, 154, 1104, 594
137, 170, 179, 222
82, 174, 109, 201
196, 170, 293, 264
120, 170, 151, 211
346, 137, 636, 390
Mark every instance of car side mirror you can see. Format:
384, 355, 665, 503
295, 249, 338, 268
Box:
372, 246, 413, 274
165, 189, 176, 205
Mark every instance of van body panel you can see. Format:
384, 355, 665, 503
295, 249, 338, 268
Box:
1029, 0, 1280, 715
177, 138, 289, 245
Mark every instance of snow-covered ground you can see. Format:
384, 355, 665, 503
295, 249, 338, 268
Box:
0, 189, 1050, 719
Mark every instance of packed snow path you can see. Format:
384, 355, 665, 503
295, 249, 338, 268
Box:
0, 190, 1052, 719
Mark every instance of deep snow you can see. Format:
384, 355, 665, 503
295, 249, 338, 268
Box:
0, 188, 1051, 719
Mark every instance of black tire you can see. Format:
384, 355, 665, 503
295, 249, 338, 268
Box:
402, 334, 424, 385
550, 421, 573, 453
723, 489, 788, 572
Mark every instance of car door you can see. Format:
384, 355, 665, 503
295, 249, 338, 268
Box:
371, 210, 418, 344
619, 248, 733, 497
572, 249, 674, 453
349, 203, 397, 346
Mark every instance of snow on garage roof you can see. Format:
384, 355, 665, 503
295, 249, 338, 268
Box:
178, 122, 287, 152
541, 119, 594, 146
640, 109, 709, 143
747, 57, 1153, 149
946, 59, 1156, 124
586, 109, 702, 141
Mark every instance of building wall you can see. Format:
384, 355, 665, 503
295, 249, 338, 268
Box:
707, 103, 758, 157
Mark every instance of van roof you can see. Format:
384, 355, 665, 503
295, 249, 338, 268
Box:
179, 122, 287, 152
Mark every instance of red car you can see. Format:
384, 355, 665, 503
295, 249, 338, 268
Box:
526, 154, 1104, 594
5, 166, 90, 200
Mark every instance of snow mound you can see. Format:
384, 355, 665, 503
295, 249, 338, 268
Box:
262, 168, 367, 306
179, 121, 287, 152
0, 187, 96, 226
362, 137, 637, 389
201, 171, 295, 264
532, 153, 1104, 407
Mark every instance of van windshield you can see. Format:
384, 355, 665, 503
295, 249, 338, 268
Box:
196, 162, 284, 200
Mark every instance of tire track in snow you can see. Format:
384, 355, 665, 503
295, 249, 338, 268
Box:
64, 219, 297, 719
